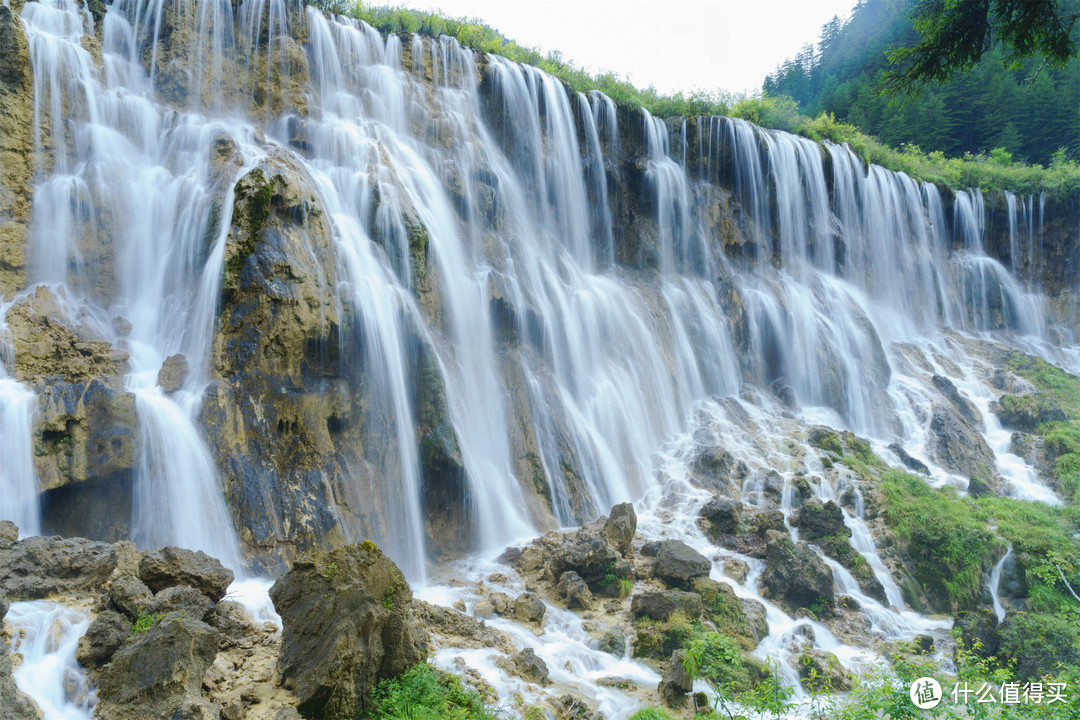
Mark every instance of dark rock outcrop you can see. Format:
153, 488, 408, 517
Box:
927, 402, 1000, 488
75, 610, 131, 669
651, 539, 711, 590
630, 590, 703, 622
699, 496, 744, 537
0, 534, 117, 598
138, 546, 234, 601
498, 647, 549, 685
658, 649, 693, 707
269, 542, 424, 719
795, 499, 848, 541
556, 571, 593, 610
760, 530, 834, 614
96, 612, 221, 720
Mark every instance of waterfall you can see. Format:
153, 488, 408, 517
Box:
2, 0, 1075, 590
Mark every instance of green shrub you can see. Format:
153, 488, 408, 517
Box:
368, 663, 499, 720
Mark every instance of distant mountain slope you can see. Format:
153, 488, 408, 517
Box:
763, 0, 1080, 165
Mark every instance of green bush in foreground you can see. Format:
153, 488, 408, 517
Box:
368, 663, 501, 720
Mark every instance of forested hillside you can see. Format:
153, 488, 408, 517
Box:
763, 0, 1080, 165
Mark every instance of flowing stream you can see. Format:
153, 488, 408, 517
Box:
1, 0, 1077, 717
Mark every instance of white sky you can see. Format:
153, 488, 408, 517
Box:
388, 0, 858, 95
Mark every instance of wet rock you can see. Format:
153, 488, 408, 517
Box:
96, 612, 221, 720
724, 557, 749, 583
797, 649, 851, 693
932, 375, 984, 429
109, 574, 154, 618
473, 600, 494, 618
601, 502, 636, 556
498, 647, 549, 685
549, 693, 597, 720
498, 545, 546, 574
0, 535, 118, 599
210, 600, 258, 649
888, 442, 930, 475
556, 571, 593, 610
596, 626, 626, 655
814, 535, 887, 603
512, 592, 546, 626
699, 496, 744, 537
630, 591, 703, 622
914, 634, 935, 654
156, 353, 189, 393
966, 476, 993, 497
651, 539, 711, 590
150, 585, 214, 621
993, 392, 1067, 430
411, 600, 511, 652
953, 609, 999, 660
690, 444, 736, 488
270, 542, 424, 718
658, 649, 693, 707
138, 546, 233, 601
927, 402, 1000, 488
760, 530, 834, 615
76, 610, 130, 669
795, 499, 849, 541
547, 529, 621, 586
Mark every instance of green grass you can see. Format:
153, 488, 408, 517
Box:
307, 1, 1080, 200
131, 612, 165, 634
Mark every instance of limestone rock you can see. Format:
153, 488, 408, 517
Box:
556, 571, 593, 610
512, 592, 546, 625
932, 375, 984, 430
210, 600, 258, 649
96, 612, 221, 720
149, 585, 214, 621
0, 535, 117, 599
547, 529, 622, 586
630, 590, 703, 622
658, 649, 693, 707
75, 610, 130, 669
699, 496, 744, 537
651, 539, 711, 590
601, 502, 636, 556
498, 647, 549, 685
411, 600, 511, 652
760, 530, 834, 615
795, 499, 849, 541
888, 442, 930, 475
139, 547, 233, 601
993, 393, 1066, 430
0, 521, 17, 547
109, 574, 154, 618
269, 542, 424, 719
927, 402, 1000, 488
156, 353, 189, 393
798, 649, 851, 693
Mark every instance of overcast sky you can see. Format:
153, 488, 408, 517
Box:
388, 0, 858, 95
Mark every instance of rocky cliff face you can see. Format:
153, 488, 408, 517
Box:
1, 0, 1077, 576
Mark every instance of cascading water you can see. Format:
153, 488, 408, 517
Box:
6, 601, 96, 720
2, 0, 1078, 715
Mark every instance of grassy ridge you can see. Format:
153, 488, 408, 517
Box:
309, 1, 1080, 199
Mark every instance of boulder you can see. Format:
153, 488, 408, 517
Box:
699, 496, 744, 537
953, 609, 999, 660
149, 585, 214, 621
601, 503, 636, 556
270, 542, 424, 719
0, 535, 117, 599
498, 647, 549, 685
760, 530, 834, 615
547, 529, 621, 586
76, 610, 130, 669
652, 539, 711, 590
96, 612, 220, 720
512, 592, 546, 625
108, 574, 154, 618
156, 354, 189, 393
411, 600, 510, 652
630, 591, 703, 622
0, 521, 17, 547
927, 403, 1000, 487
690, 444, 736, 488
211, 600, 258, 649
556, 571, 593, 610
138, 546, 234, 601
797, 649, 851, 693
658, 649, 693, 707
795, 499, 849, 541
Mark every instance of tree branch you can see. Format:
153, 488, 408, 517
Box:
1055, 563, 1080, 605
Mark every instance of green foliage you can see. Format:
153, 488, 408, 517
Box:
883, 0, 1078, 95
765, 0, 1080, 181
880, 470, 1003, 607
131, 612, 164, 634
627, 709, 675, 720
383, 571, 405, 609
368, 663, 500, 720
